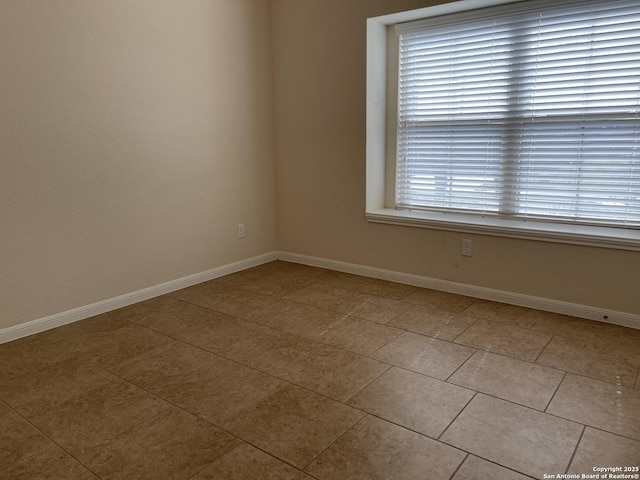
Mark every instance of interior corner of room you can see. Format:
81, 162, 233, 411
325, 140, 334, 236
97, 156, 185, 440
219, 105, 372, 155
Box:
1, 0, 638, 344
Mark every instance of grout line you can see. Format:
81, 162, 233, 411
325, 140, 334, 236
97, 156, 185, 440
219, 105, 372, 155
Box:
0, 398, 102, 479
445, 348, 478, 383
447, 452, 469, 480
564, 424, 586, 474
437, 391, 477, 442
342, 363, 393, 404
544, 371, 567, 413
532, 333, 555, 364
300, 413, 369, 472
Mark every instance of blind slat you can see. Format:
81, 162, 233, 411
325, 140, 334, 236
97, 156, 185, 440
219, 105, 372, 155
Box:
396, 0, 640, 228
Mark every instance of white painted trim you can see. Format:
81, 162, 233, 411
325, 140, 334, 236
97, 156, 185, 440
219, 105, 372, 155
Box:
277, 251, 640, 330
0, 252, 278, 345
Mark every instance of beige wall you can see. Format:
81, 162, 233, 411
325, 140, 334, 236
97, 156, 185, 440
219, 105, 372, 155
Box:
271, 0, 640, 315
0, 0, 278, 329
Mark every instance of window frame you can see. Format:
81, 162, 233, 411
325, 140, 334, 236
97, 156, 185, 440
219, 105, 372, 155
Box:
365, 0, 640, 251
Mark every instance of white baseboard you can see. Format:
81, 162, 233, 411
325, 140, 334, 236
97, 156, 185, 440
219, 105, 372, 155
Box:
277, 251, 640, 330
3, 249, 637, 345
0, 252, 278, 345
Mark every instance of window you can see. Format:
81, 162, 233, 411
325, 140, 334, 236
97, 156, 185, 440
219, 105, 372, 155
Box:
366, 0, 640, 250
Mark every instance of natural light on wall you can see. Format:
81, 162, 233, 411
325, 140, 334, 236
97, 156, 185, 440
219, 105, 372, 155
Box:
366, 0, 640, 251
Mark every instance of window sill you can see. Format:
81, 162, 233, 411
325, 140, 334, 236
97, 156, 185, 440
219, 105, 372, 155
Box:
365, 208, 640, 251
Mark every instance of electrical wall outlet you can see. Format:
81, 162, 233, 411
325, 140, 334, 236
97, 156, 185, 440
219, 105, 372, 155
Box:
461, 238, 472, 256
237, 224, 245, 239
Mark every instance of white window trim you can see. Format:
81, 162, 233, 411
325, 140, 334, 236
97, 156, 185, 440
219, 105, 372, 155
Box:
365, 0, 640, 252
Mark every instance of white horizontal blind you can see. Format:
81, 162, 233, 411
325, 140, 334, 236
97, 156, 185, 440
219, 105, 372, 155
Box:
396, 0, 640, 228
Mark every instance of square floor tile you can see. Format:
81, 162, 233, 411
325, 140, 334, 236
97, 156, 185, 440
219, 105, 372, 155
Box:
536, 335, 640, 387
313, 270, 370, 290
241, 274, 314, 297
284, 284, 358, 310
567, 427, 640, 475
29, 378, 168, 458
452, 455, 534, 480
404, 289, 476, 313
0, 335, 75, 384
305, 415, 465, 480
461, 301, 539, 329
282, 343, 390, 402
114, 341, 287, 425
441, 394, 582, 478
389, 305, 477, 341
1, 356, 115, 418
257, 303, 343, 337
546, 374, 640, 441
224, 327, 320, 377
85, 406, 239, 480
223, 384, 364, 469
211, 292, 294, 321
355, 279, 418, 300
453, 319, 552, 362
46, 318, 172, 369
194, 443, 314, 480
449, 350, 565, 410
332, 294, 412, 324
0, 403, 94, 480
168, 280, 249, 309
313, 316, 402, 356
371, 332, 475, 379
347, 367, 474, 438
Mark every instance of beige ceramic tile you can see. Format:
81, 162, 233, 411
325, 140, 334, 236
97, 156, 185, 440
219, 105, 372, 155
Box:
347, 367, 474, 438
355, 278, 418, 300
441, 394, 582, 478
211, 292, 294, 321
257, 303, 343, 337
452, 455, 534, 480
453, 319, 552, 362
546, 374, 640, 441
0, 403, 95, 480
254, 261, 328, 281
1, 356, 115, 418
284, 283, 358, 310
85, 406, 239, 480
568, 427, 640, 475
174, 316, 270, 356
118, 296, 223, 333
0, 335, 75, 384
224, 327, 320, 377
404, 289, 476, 313
389, 306, 477, 341
449, 350, 565, 410
536, 335, 640, 387
282, 343, 390, 402
313, 316, 402, 356
114, 341, 286, 425
306, 415, 465, 480
194, 443, 314, 480
168, 280, 249, 309
372, 332, 475, 379
461, 301, 538, 329
48, 321, 173, 369
313, 270, 370, 290
332, 294, 413, 323
224, 384, 364, 469
29, 377, 168, 458
213, 267, 277, 287
241, 274, 314, 297
530, 312, 640, 343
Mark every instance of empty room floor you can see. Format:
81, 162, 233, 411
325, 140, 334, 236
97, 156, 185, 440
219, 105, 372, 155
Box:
1, 260, 639, 480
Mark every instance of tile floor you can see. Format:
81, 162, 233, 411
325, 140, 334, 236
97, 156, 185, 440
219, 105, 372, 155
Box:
1, 260, 639, 480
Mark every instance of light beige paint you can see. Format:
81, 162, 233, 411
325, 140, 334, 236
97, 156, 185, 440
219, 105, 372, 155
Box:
0, 0, 277, 329
271, 0, 640, 315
